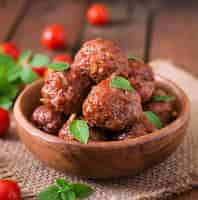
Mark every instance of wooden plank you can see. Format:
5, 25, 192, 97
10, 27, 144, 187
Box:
150, 6, 198, 77
81, 0, 148, 59
11, 0, 87, 57
0, 0, 28, 41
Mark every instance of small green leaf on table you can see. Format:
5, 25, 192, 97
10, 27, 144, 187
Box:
37, 178, 93, 200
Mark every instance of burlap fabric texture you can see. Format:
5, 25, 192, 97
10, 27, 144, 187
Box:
0, 60, 198, 200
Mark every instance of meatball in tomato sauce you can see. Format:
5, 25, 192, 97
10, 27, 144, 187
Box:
73, 38, 130, 83
32, 105, 65, 134
128, 60, 155, 102
83, 75, 143, 131
114, 115, 155, 140
41, 68, 92, 116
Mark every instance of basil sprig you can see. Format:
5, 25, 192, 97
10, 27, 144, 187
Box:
152, 95, 175, 102
38, 178, 93, 200
69, 120, 89, 144
111, 76, 134, 91
144, 111, 164, 129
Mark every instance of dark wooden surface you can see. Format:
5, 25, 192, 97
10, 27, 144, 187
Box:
1, 0, 198, 198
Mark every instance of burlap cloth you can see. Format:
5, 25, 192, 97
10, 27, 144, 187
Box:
0, 60, 198, 200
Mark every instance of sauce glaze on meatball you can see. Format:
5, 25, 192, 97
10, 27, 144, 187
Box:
41, 68, 92, 116
73, 38, 130, 83
83, 75, 143, 131
32, 105, 65, 134
128, 60, 155, 102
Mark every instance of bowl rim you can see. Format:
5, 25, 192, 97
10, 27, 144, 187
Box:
14, 74, 190, 149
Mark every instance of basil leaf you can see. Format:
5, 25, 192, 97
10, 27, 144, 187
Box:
61, 191, 76, 200
128, 55, 141, 61
30, 54, 50, 67
111, 76, 134, 91
144, 111, 164, 129
0, 54, 15, 68
20, 67, 38, 84
69, 120, 89, 144
152, 95, 175, 102
5, 85, 19, 100
0, 97, 12, 109
72, 183, 93, 198
37, 185, 60, 200
0, 67, 10, 94
56, 178, 70, 190
48, 62, 70, 71
7, 66, 22, 83
18, 50, 31, 64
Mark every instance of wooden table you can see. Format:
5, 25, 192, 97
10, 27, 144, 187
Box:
1, 0, 198, 199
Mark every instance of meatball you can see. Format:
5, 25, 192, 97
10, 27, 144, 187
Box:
73, 38, 129, 83
114, 116, 155, 140
59, 114, 107, 142
83, 75, 143, 131
32, 105, 65, 134
41, 68, 92, 116
144, 101, 174, 125
128, 60, 155, 102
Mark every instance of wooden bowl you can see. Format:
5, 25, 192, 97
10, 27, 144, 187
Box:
13, 75, 190, 179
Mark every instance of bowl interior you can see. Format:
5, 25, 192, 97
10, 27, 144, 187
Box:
16, 74, 189, 147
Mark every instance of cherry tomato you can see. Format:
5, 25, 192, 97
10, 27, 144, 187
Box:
0, 108, 10, 136
53, 54, 72, 64
86, 3, 110, 25
41, 25, 67, 49
0, 42, 20, 60
0, 180, 21, 200
32, 67, 46, 77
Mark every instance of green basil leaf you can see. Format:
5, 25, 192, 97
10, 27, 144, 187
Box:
144, 111, 164, 129
0, 54, 15, 68
128, 55, 141, 61
37, 185, 60, 200
5, 84, 19, 100
56, 178, 70, 190
72, 183, 93, 198
0, 67, 9, 94
48, 62, 70, 71
20, 67, 38, 84
61, 191, 76, 200
69, 120, 89, 144
18, 50, 31, 64
30, 54, 50, 67
111, 76, 134, 91
7, 66, 22, 83
0, 97, 12, 109
152, 95, 175, 102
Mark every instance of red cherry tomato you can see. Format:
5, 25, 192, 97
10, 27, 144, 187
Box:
53, 54, 72, 64
86, 3, 110, 25
0, 42, 20, 60
41, 25, 67, 49
0, 180, 21, 200
32, 67, 46, 77
0, 108, 10, 136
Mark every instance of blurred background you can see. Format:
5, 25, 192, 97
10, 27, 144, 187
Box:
0, 0, 198, 77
